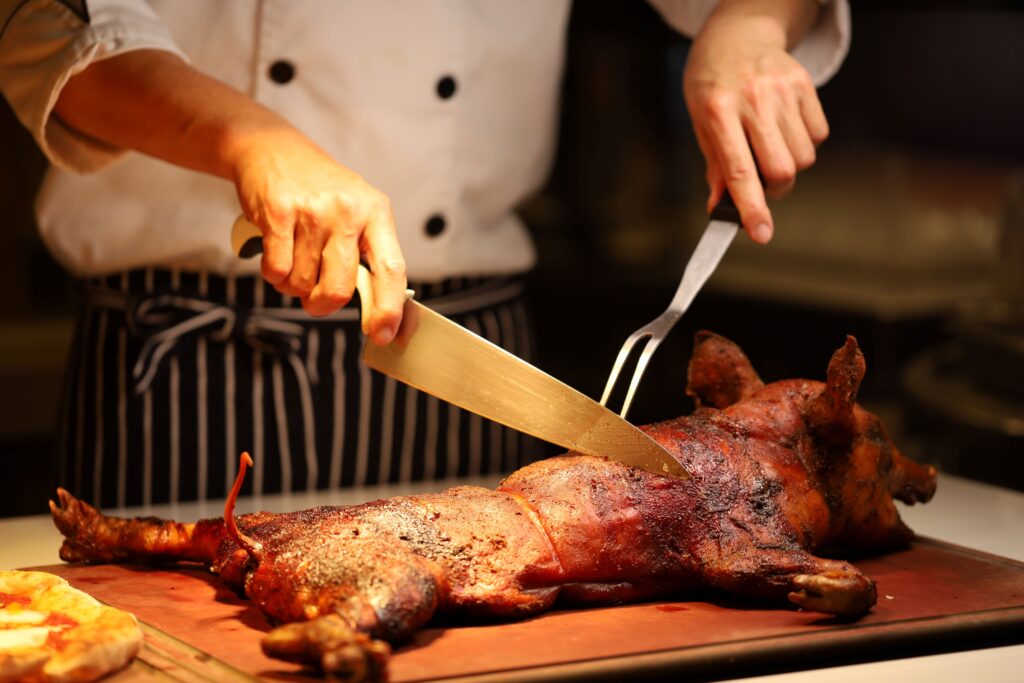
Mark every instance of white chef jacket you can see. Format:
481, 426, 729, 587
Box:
0, 0, 850, 282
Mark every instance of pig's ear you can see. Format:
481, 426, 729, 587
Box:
686, 331, 765, 408
805, 336, 865, 448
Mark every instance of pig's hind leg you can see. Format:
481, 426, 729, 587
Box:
249, 537, 444, 682
49, 488, 223, 565
707, 545, 877, 618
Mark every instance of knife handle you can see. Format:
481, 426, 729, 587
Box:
230, 215, 379, 334
709, 189, 741, 224
230, 214, 265, 259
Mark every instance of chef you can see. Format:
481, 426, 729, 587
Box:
0, 0, 849, 508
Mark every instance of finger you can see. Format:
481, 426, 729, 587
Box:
706, 98, 773, 243
302, 232, 358, 317
778, 98, 817, 178
742, 98, 796, 200
285, 209, 327, 299
361, 206, 407, 346
798, 79, 830, 146
259, 206, 295, 287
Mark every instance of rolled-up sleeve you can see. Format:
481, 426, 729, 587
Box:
0, 0, 186, 172
647, 0, 851, 87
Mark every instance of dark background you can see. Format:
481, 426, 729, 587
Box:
2, 2, 1023, 516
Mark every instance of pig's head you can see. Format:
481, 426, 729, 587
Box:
686, 331, 937, 552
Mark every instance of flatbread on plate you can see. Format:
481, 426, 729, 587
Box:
0, 570, 142, 683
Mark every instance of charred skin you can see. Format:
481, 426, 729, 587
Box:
50, 332, 936, 682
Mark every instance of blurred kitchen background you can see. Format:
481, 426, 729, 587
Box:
1, 1, 1022, 517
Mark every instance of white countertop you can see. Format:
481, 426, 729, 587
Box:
2, 472, 1022, 681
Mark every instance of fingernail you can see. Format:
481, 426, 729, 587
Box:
753, 223, 772, 243
373, 325, 395, 346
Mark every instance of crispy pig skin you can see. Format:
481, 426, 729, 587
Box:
50, 332, 937, 681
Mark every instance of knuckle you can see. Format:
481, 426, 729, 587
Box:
365, 193, 395, 228
274, 280, 298, 298
723, 163, 754, 184
739, 79, 764, 107
765, 161, 796, 186
377, 257, 406, 279
288, 272, 316, 296
261, 256, 290, 283
296, 206, 323, 234
263, 196, 295, 230
305, 287, 351, 317
794, 147, 816, 171
380, 311, 403, 330
332, 192, 358, 218
375, 300, 403, 324
795, 69, 816, 92
304, 194, 331, 219
322, 286, 353, 309
301, 298, 329, 318
703, 90, 736, 122
813, 122, 830, 144
780, 71, 803, 97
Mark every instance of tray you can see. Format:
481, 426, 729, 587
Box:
38, 537, 1024, 682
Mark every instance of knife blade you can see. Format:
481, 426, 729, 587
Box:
364, 297, 688, 479
230, 216, 688, 480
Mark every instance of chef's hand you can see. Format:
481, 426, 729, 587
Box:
684, 0, 829, 243
231, 131, 406, 341
53, 49, 406, 344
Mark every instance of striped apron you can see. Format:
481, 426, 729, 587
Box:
56, 268, 542, 508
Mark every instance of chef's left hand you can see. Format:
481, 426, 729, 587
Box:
684, 0, 829, 244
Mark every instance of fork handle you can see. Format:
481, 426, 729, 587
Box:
709, 189, 741, 224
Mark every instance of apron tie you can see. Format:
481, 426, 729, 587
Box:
124, 293, 312, 395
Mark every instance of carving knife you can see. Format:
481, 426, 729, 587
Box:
231, 217, 687, 479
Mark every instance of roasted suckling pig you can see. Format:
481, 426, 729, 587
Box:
50, 332, 937, 682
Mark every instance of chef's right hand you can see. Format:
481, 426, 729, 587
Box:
50, 48, 405, 342
230, 130, 407, 345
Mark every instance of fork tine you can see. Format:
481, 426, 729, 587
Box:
599, 218, 738, 420
600, 325, 663, 417
600, 337, 640, 406
618, 332, 665, 419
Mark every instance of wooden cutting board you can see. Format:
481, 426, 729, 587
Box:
37, 537, 1024, 682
